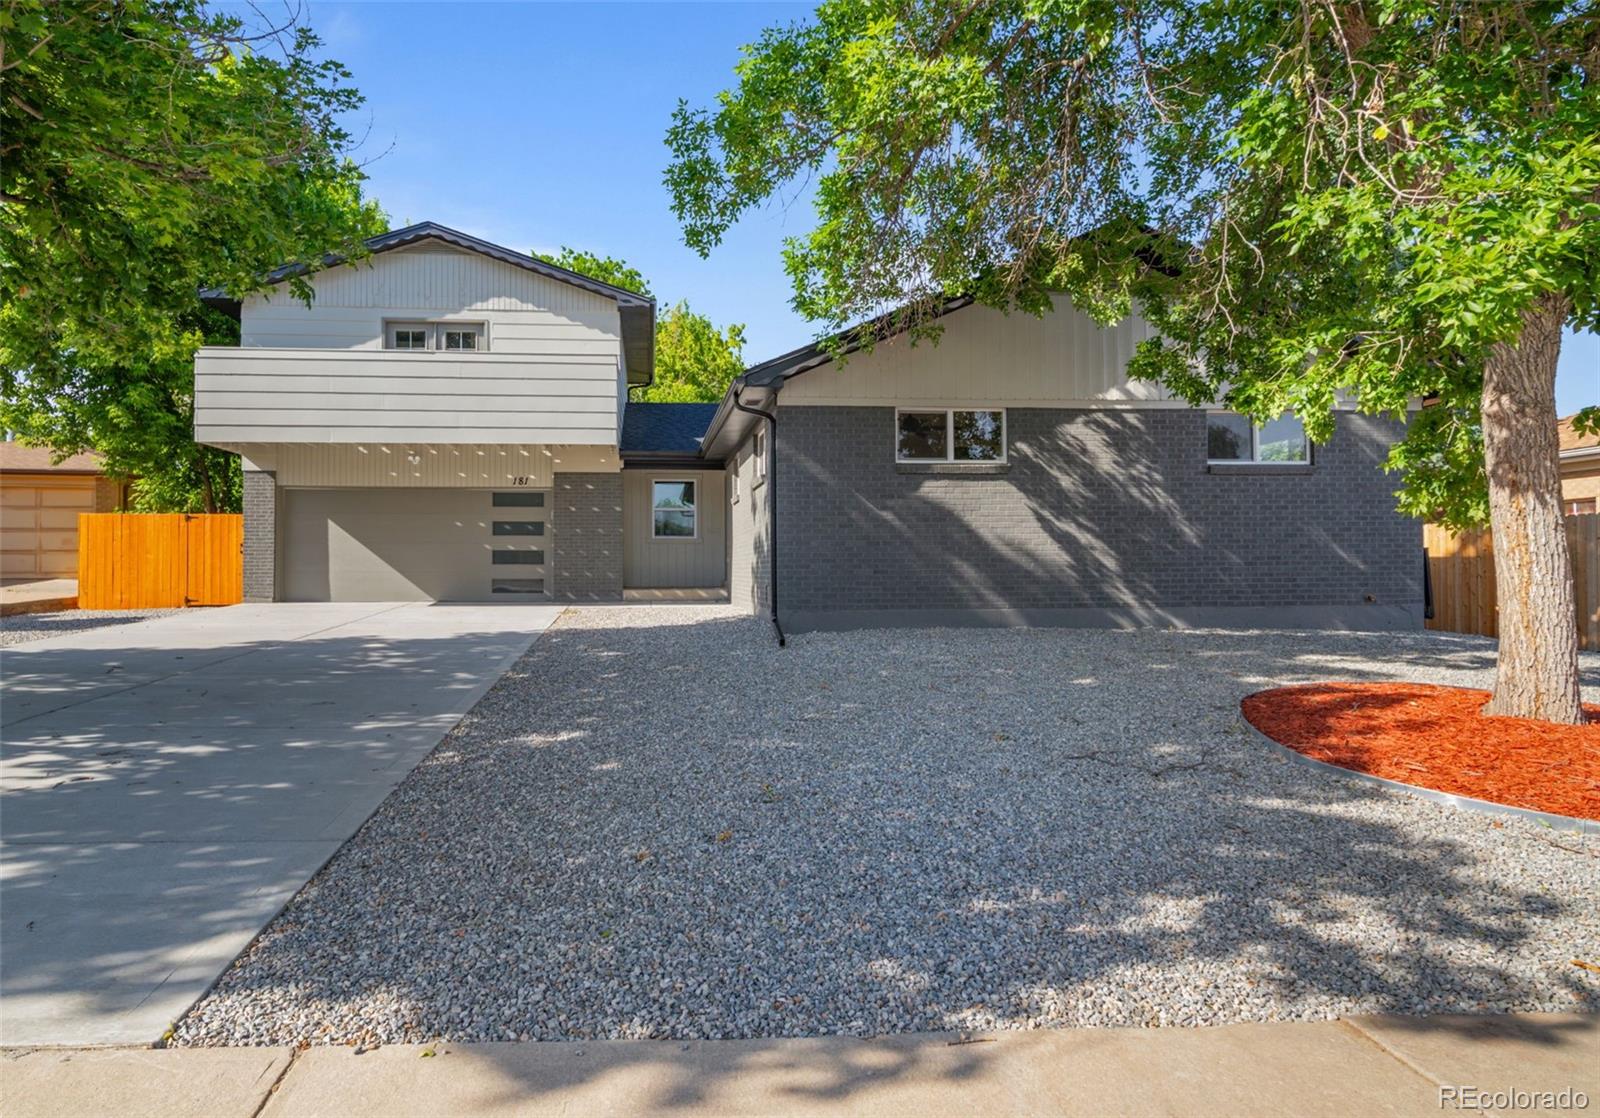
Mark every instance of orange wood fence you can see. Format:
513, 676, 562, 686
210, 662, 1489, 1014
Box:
1425, 514, 1600, 651
77, 513, 243, 609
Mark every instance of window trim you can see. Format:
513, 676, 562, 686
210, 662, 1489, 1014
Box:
383, 319, 489, 353
491, 549, 545, 565
1206, 410, 1311, 465
491, 490, 546, 507
650, 478, 699, 541
751, 428, 768, 488
894, 407, 1008, 464
730, 465, 741, 505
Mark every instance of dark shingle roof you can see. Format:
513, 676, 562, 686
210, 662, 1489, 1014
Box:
620, 403, 720, 455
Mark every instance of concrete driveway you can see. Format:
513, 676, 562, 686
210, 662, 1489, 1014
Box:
0, 601, 562, 1046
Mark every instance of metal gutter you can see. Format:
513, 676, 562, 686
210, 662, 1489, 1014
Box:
620, 455, 726, 471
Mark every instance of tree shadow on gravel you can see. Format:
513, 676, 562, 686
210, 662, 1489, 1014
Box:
166, 608, 1600, 1112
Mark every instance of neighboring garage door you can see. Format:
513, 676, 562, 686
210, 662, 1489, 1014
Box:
282, 488, 550, 601
0, 478, 96, 580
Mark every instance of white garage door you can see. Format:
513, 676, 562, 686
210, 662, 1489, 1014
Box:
282, 488, 550, 601
0, 479, 96, 579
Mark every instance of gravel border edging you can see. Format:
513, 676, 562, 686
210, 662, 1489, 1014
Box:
1240, 708, 1600, 836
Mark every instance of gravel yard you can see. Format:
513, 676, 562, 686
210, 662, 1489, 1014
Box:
174, 605, 1600, 1046
0, 608, 181, 647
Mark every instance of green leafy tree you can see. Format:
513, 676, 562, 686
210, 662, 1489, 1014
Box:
534, 246, 653, 299
534, 248, 745, 403
1, 0, 388, 510
646, 302, 746, 403
666, 0, 1600, 723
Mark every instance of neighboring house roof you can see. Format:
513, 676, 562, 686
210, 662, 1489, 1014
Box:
620, 403, 720, 457
200, 221, 657, 386
0, 442, 105, 476
1558, 414, 1599, 460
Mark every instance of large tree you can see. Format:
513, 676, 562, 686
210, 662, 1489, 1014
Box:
666, 0, 1600, 723
534, 247, 745, 403
1, 0, 387, 510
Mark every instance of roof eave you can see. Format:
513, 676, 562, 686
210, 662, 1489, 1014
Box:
199, 221, 658, 380
700, 295, 976, 452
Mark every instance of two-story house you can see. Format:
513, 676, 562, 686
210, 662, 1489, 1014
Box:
195, 222, 1423, 633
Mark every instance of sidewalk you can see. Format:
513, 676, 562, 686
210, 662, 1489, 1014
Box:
4, 1014, 1595, 1117
0, 578, 76, 616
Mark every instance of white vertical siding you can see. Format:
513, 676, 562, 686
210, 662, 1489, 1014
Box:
778, 296, 1173, 407
239, 243, 622, 352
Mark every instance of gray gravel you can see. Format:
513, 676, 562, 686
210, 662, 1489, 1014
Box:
0, 608, 181, 647
174, 606, 1600, 1047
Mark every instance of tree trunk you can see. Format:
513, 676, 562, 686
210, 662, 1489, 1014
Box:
1479, 293, 1583, 723
196, 447, 216, 514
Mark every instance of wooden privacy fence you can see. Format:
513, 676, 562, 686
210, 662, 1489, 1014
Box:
77, 513, 243, 609
1424, 514, 1600, 650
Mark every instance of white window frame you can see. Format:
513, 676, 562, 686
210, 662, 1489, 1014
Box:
752, 428, 768, 487
730, 466, 741, 505
384, 319, 488, 352
894, 408, 1008, 464
651, 478, 699, 541
1205, 410, 1311, 465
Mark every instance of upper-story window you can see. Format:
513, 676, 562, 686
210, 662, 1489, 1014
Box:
386, 321, 486, 352
1207, 411, 1310, 464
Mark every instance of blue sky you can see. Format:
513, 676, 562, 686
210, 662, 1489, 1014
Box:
308, 1, 1594, 413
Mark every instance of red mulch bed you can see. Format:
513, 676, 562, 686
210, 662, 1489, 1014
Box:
1241, 682, 1600, 821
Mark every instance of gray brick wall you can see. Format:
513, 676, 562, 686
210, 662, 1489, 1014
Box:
553, 472, 624, 601
776, 406, 1422, 628
242, 469, 277, 602
729, 430, 772, 616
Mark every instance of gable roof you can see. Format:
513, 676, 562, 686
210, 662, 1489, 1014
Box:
202, 221, 656, 385
0, 442, 105, 475
620, 403, 720, 456
738, 296, 975, 390
700, 295, 975, 457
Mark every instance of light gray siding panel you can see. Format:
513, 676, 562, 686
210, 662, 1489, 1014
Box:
779, 295, 1171, 406
242, 247, 618, 317
193, 348, 623, 445
622, 470, 728, 589
198, 396, 619, 415
196, 375, 611, 397
198, 409, 614, 428
282, 487, 549, 601
210, 244, 630, 448
201, 425, 618, 444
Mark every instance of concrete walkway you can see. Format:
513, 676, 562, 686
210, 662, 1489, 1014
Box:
3, 1014, 1595, 1117
0, 578, 77, 616
0, 602, 562, 1046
